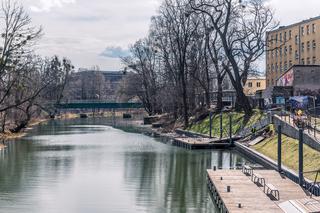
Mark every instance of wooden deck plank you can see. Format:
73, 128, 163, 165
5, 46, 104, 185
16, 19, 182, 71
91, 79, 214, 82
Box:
207, 169, 320, 213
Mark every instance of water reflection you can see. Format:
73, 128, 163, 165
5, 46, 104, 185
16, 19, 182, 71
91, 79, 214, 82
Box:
0, 118, 249, 213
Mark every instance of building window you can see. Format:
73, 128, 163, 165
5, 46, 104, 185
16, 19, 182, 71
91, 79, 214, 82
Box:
289, 60, 292, 67
284, 46, 288, 55
302, 58, 305, 64
307, 57, 310, 65
275, 49, 278, 57
307, 25, 310, 34
271, 35, 274, 45
313, 57, 316, 64
275, 63, 278, 72
295, 50, 299, 60
295, 35, 299, 44
284, 32, 287, 41
289, 30, 292, 39
284, 62, 288, 71
279, 47, 282, 57
301, 26, 304, 36
248, 82, 253, 87
307, 41, 311, 51
257, 82, 261, 87
312, 24, 316, 33
313, 40, 316, 49
289, 45, 292, 54
301, 42, 305, 52
275, 34, 278, 43
280, 33, 282, 42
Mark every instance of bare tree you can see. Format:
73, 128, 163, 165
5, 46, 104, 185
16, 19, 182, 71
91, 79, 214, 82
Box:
189, 0, 277, 113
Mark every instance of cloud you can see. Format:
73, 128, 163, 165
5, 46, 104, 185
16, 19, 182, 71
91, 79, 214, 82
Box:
30, 0, 76, 12
100, 46, 130, 58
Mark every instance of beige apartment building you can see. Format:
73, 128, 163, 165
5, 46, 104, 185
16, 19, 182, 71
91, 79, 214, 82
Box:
266, 16, 320, 87
243, 76, 266, 96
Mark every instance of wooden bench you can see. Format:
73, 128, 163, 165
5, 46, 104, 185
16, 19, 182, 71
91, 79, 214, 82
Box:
264, 183, 280, 200
251, 173, 265, 187
242, 165, 253, 176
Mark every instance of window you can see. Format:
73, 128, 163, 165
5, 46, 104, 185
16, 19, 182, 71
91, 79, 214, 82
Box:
284, 62, 288, 71
284, 32, 287, 41
275, 63, 278, 72
248, 82, 253, 87
307, 41, 311, 51
279, 47, 282, 57
275, 49, 278, 57
313, 57, 316, 64
313, 40, 316, 49
295, 50, 299, 60
289, 30, 292, 39
307, 57, 310, 65
301, 26, 304, 36
302, 58, 305, 64
307, 25, 310, 34
280, 33, 282, 42
284, 46, 288, 55
302, 42, 305, 52
289, 45, 292, 54
295, 35, 299, 45
289, 60, 292, 67
312, 24, 316, 33
275, 34, 278, 43
271, 35, 274, 45
257, 82, 261, 87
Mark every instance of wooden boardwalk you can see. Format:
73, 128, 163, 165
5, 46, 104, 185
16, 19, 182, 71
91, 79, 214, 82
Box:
207, 169, 320, 212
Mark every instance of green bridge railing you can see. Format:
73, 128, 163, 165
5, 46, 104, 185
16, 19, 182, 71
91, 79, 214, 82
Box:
55, 102, 144, 109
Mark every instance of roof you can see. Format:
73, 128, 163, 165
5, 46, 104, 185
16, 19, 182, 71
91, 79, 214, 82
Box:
267, 15, 320, 34
247, 76, 266, 80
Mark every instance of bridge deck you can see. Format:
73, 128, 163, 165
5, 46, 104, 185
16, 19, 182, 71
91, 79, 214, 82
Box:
56, 102, 143, 109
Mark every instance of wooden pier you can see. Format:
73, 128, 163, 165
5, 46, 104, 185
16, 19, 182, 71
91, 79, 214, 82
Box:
207, 169, 320, 212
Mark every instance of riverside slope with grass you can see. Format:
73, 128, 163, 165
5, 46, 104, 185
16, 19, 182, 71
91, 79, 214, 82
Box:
188, 110, 266, 137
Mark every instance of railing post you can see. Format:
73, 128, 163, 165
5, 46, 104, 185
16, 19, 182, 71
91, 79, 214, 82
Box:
299, 128, 304, 186
209, 111, 213, 138
220, 113, 223, 139
277, 125, 282, 172
229, 113, 233, 146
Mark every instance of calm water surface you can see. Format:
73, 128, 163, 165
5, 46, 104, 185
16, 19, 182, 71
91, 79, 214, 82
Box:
0, 118, 249, 213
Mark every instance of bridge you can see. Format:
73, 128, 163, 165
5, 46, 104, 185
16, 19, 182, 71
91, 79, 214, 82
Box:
55, 101, 144, 109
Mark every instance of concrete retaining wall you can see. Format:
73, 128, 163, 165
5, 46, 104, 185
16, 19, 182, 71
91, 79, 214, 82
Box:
273, 115, 320, 152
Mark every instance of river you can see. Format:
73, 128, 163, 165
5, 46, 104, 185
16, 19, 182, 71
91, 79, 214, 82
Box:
0, 118, 250, 213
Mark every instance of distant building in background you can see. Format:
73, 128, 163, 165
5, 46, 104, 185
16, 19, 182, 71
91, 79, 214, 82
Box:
266, 16, 320, 87
66, 69, 125, 101
243, 76, 266, 96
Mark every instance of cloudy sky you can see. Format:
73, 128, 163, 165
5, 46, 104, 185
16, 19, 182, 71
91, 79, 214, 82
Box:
18, 0, 320, 71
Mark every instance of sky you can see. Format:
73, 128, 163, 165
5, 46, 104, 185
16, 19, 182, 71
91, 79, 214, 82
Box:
17, 0, 320, 71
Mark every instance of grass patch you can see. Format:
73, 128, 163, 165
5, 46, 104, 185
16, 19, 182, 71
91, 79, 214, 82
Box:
253, 133, 320, 181
188, 110, 265, 137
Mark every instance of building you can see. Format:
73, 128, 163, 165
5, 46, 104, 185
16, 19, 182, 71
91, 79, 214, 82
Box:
277, 65, 320, 96
66, 70, 125, 101
263, 65, 320, 106
243, 76, 266, 96
266, 16, 320, 87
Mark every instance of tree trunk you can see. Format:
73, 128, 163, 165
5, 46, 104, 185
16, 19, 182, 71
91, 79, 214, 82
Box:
216, 76, 223, 112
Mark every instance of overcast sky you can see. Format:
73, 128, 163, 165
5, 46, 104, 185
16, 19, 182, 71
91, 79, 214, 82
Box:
18, 0, 320, 71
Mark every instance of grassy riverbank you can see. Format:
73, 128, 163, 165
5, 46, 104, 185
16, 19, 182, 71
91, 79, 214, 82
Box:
188, 110, 265, 137
253, 133, 320, 180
